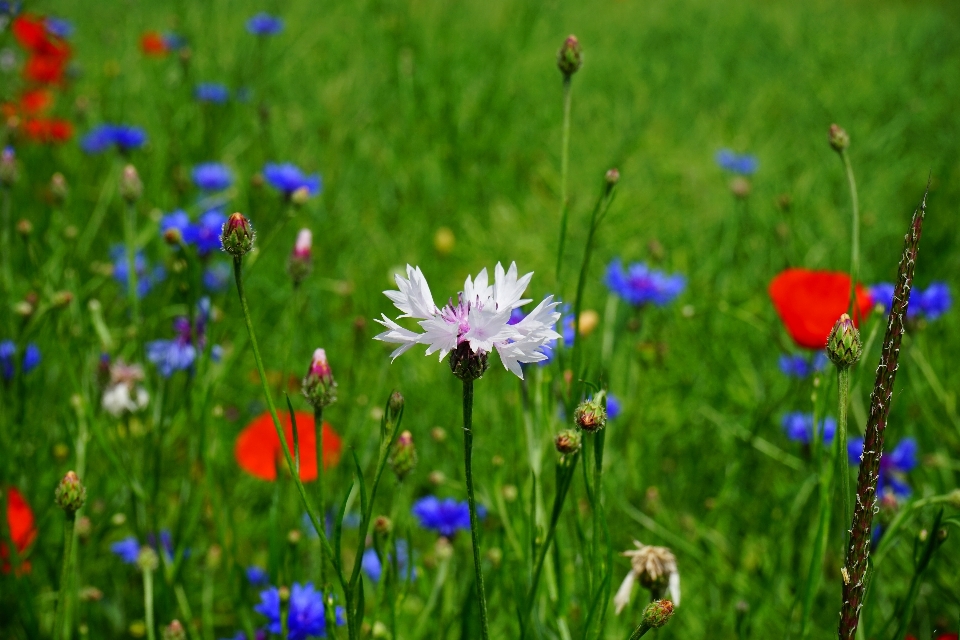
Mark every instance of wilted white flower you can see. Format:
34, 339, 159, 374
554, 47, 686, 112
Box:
614, 540, 680, 615
374, 262, 560, 379
102, 383, 149, 417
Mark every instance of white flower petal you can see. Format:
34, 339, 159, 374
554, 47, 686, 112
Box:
418, 316, 460, 358
384, 265, 437, 319
374, 314, 425, 360
514, 295, 562, 341
465, 305, 515, 354
668, 571, 681, 606
463, 267, 491, 304
493, 261, 533, 310
613, 571, 636, 615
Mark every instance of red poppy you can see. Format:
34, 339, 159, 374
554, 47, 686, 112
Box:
769, 268, 873, 350
1, 487, 36, 574
25, 55, 68, 85
21, 89, 52, 114
235, 411, 342, 481
24, 118, 73, 143
12, 15, 48, 51
13, 15, 71, 86
140, 32, 169, 56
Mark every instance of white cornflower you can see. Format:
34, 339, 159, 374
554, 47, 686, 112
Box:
102, 383, 150, 417
374, 262, 561, 379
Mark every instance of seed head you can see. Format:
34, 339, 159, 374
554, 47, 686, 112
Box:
826, 313, 862, 369
220, 212, 255, 257
623, 540, 680, 598
557, 35, 582, 78
829, 124, 850, 152
55, 471, 87, 515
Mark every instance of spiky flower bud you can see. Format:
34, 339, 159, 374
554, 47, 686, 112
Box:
554, 429, 582, 455
162, 620, 187, 640
450, 342, 489, 381
302, 348, 337, 408
288, 228, 313, 285
136, 546, 159, 572
55, 471, 86, 515
388, 391, 405, 416
641, 599, 675, 629
119, 164, 143, 203
557, 35, 582, 78
389, 430, 417, 481
829, 124, 850, 152
50, 172, 69, 203
826, 313, 862, 369
220, 212, 255, 257
574, 394, 607, 432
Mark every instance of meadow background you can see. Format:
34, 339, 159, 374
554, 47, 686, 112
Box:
2, 0, 960, 637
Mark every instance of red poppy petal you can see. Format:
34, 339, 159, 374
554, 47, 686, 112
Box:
235, 411, 341, 482
769, 268, 872, 350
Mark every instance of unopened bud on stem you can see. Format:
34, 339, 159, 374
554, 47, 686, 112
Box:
55, 471, 87, 515
119, 164, 143, 203
302, 348, 337, 408
288, 228, 313, 285
220, 212, 255, 257
829, 124, 850, 152
827, 313, 862, 369
557, 35, 582, 78
574, 393, 607, 433
641, 599, 674, 629
389, 430, 417, 481
555, 429, 582, 455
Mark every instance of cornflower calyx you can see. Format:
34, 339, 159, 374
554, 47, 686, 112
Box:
554, 429, 582, 455
389, 430, 417, 481
220, 212, 255, 257
557, 35, 582, 78
574, 394, 607, 432
641, 600, 675, 629
119, 164, 143, 203
829, 123, 850, 152
54, 470, 86, 514
826, 313, 862, 369
302, 348, 337, 408
450, 341, 489, 381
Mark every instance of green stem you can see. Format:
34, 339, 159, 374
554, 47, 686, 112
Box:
555, 77, 572, 283
840, 150, 860, 317
1, 186, 11, 297
315, 405, 328, 592
143, 567, 157, 640
124, 201, 140, 327
628, 623, 652, 640
462, 379, 490, 640
53, 515, 76, 640
837, 368, 851, 537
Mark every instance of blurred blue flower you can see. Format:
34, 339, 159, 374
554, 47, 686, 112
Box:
195, 83, 230, 104
362, 540, 415, 583
778, 352, 828, 378
0, 2, 22, 17
81, 125, 147, 154
255, 583, 343, 639
110, 536, 141, 564
715, 149, 758, 175
23, 343, 40, 373
45, 17, 73, 38
147, 318, 197, 377
247, 13, 284, 36
781, 412, 836, 445
193, 209, 228, 255
412, 496, 482, 537
192, 163, 233, 191
0, 340, 15, 381
605, 260, 685, 307
246, 565, 269, 587
606, 394, 620, 420
111, 246, 166, 298
868, 282, 951, 321
162, 32, 186, 51
263, 163, 322, 197
161, 210, 191, 241
848, 437, 917, 498
203, 262, 231, 293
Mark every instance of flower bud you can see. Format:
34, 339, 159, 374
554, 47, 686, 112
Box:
557, 35, 582, 78
16, 219, 32, 236
55, 471, 87, 514
605, 168, 620, 186
287, 530, 302, 545
829, 124, 850, 152
162, 620, 187, 640
220, 212, 255, 257
729, 176, 751, 199
119, 164, 143, 203
75, 516, 92, 540
374, 515, 393, 536
826, 313, 862, 369
290, 186, 311, 206
137, 546, 159, 572
50, 172, 69, 203
555, 429, 582, 455
278, 586, 290, 603
578, 309, 600, 337
948, 488, 960, 509
388, 390, 405, 417
389, 430, 418, 481
302, 348, 337, 408
641, 599, 674, 629
52, 290, 74, 309
434, 537, 454, 561
79, 586, 103, 602
288, 228, 313, 285
574, 395, 607, 432
0, 147, 18, 186
163, 227, 182, 245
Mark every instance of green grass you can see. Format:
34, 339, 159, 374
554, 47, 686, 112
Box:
2, 0, 959, 637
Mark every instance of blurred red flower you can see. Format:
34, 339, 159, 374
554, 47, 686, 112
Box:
24, 118, 73, 143
140, 32, 169, 56
235, 411, 342, 481
2, 487, 36, 574
21, 89, 53, 114
12, 14, 71, 86
905, 635, 958, 640
769, 268, 872, 350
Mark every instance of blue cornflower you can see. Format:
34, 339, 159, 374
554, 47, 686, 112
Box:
605, 260, 686, 307
715, 149, 758, 175
192, 209, 228, 255
162, 32, 186, 51
778, 352, 828, 378
112, 126, 148, 151
81, 125, 147, 154
203, 262, 231, 293
255, 583, 343, 640
412, 496, 482, 537
869, 282, 951, 321
263, 163, 322, 197
362, 540, 415, 583
45, 17, 73, 38
110, 536, 141, 564
22, 343, 40, 373
781, 412, 836, 445
147, 318, 197, 377
195, 83, 230, 104
111, 246, 165, 298
0, 340, 15, 381
247, 13, 284, 36
606, 394, 620, 420
192, 163, 233, 191
0, 2, 22, 17
246, 565, 269, 587
160, 210, 191, 242
848, 437, 917, 497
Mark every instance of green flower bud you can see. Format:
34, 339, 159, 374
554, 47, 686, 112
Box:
136, 546, 159, 572
389, 430, 417, 481
55, 471, 87, 515
641, 599, 674, 629
162, 620, 186, 640
50, 172, 69, 204
574, 394, 607, 433
554, 429, 582, 455
220, 212, 255, 257
119, 164, 143, 203
557, 35, 582, 78
302, 348, 337, 408
826, 313, 862, 369
829, 124, 850, 152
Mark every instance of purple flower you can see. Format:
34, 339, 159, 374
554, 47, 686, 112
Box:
361, 540, 415, 583
195, 83, 230, 104
82, 125, 147, 154
110, 536, 141, 564
246, 565, 269, 587
22, 343, 40, 373
412, 496, 482, 537
111, 246, 165, 298
848, 437, 917, 497
254, 583, 343, 639
203, 262, 231, 293
781, 412, 836, 445
715, 149, 758, 175
45, 17, 73, 38
869, 282, 951, 321
778, 352, 828, 378
263, 163, 321, 197
605, 260, 685, 307
247, 13, 284, 36
192, 163, 233, 191
0, 340, 15, 381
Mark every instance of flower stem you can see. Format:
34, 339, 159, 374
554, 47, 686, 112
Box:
461, 379, 490, 640
124, 201, 140, 327
315, 405, 328, 591
837, 367, 851, 534
143, 565, 157, 640
1, 186, 11, 297
555, 77, 573, 283
840, 150, 860, 317
53, 514, 76, 640
628, 623, 653, 639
